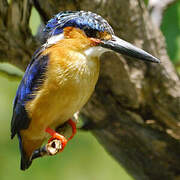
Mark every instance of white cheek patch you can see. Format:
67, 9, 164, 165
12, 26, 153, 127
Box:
47, 33, 65, 46
84, 46, 109, 58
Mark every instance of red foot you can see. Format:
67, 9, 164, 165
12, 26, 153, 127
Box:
67, 119, 77, 141
45, 127, 67, 152
45, 119, 76, 152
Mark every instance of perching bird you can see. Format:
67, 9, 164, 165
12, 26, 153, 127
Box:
11, 11, 160, 171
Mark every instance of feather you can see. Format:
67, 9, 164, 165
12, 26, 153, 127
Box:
11, 47, 49, 139
17, 133, 32, 170
44, 11, 114, 38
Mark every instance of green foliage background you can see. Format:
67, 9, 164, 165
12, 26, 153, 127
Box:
0, 1, 180, 180
161, 1, 180, 64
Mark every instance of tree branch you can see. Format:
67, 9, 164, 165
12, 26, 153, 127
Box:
0, 0, 39, 70
32, 139, 62, 160
1, 0, 180, 179
148, 0, 179, 27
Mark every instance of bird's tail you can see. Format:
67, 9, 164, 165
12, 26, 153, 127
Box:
20, 152, 32, 170
17, 133, 32, 170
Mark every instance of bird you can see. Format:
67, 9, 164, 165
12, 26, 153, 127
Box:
11, 10, 160, 171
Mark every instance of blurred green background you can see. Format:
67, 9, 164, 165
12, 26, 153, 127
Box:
0, 1, 180, 180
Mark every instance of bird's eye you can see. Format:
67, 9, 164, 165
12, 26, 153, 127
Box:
83, 28, 100, 38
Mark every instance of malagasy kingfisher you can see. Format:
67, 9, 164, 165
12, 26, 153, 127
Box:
11, 11, 160, 170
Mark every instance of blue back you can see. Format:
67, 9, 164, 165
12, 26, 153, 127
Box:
11, 48, 49, 138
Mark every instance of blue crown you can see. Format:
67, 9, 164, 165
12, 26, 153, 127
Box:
44, 11, 114, 37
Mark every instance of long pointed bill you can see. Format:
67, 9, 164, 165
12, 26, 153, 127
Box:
100, 35, 160, 63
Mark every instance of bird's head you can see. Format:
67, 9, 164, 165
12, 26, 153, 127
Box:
43, 11, 160, 63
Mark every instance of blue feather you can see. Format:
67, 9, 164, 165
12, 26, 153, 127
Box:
11, 48, 49, 138
44, 11, 114, 38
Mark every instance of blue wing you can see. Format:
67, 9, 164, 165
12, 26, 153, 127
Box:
11, 47, 49, 139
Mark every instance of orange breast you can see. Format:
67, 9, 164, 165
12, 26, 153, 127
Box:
23, 39, 100, 140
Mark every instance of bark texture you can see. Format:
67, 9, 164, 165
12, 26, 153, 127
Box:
1, 0, 180, 179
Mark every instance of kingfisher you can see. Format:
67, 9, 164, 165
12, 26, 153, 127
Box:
11, 11, 160, 171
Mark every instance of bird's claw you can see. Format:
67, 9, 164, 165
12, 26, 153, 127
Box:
67, 119, 77, 141
42, 119, 77, 156
45, 127, 67, 152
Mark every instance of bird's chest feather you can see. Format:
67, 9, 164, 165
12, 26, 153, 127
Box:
26, 49, 100, 133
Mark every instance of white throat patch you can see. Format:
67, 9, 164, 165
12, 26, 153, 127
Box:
46, 33, 64, 46
84, 46, 108, 58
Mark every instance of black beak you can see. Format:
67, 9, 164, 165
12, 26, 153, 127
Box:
100, 35, 160, 63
